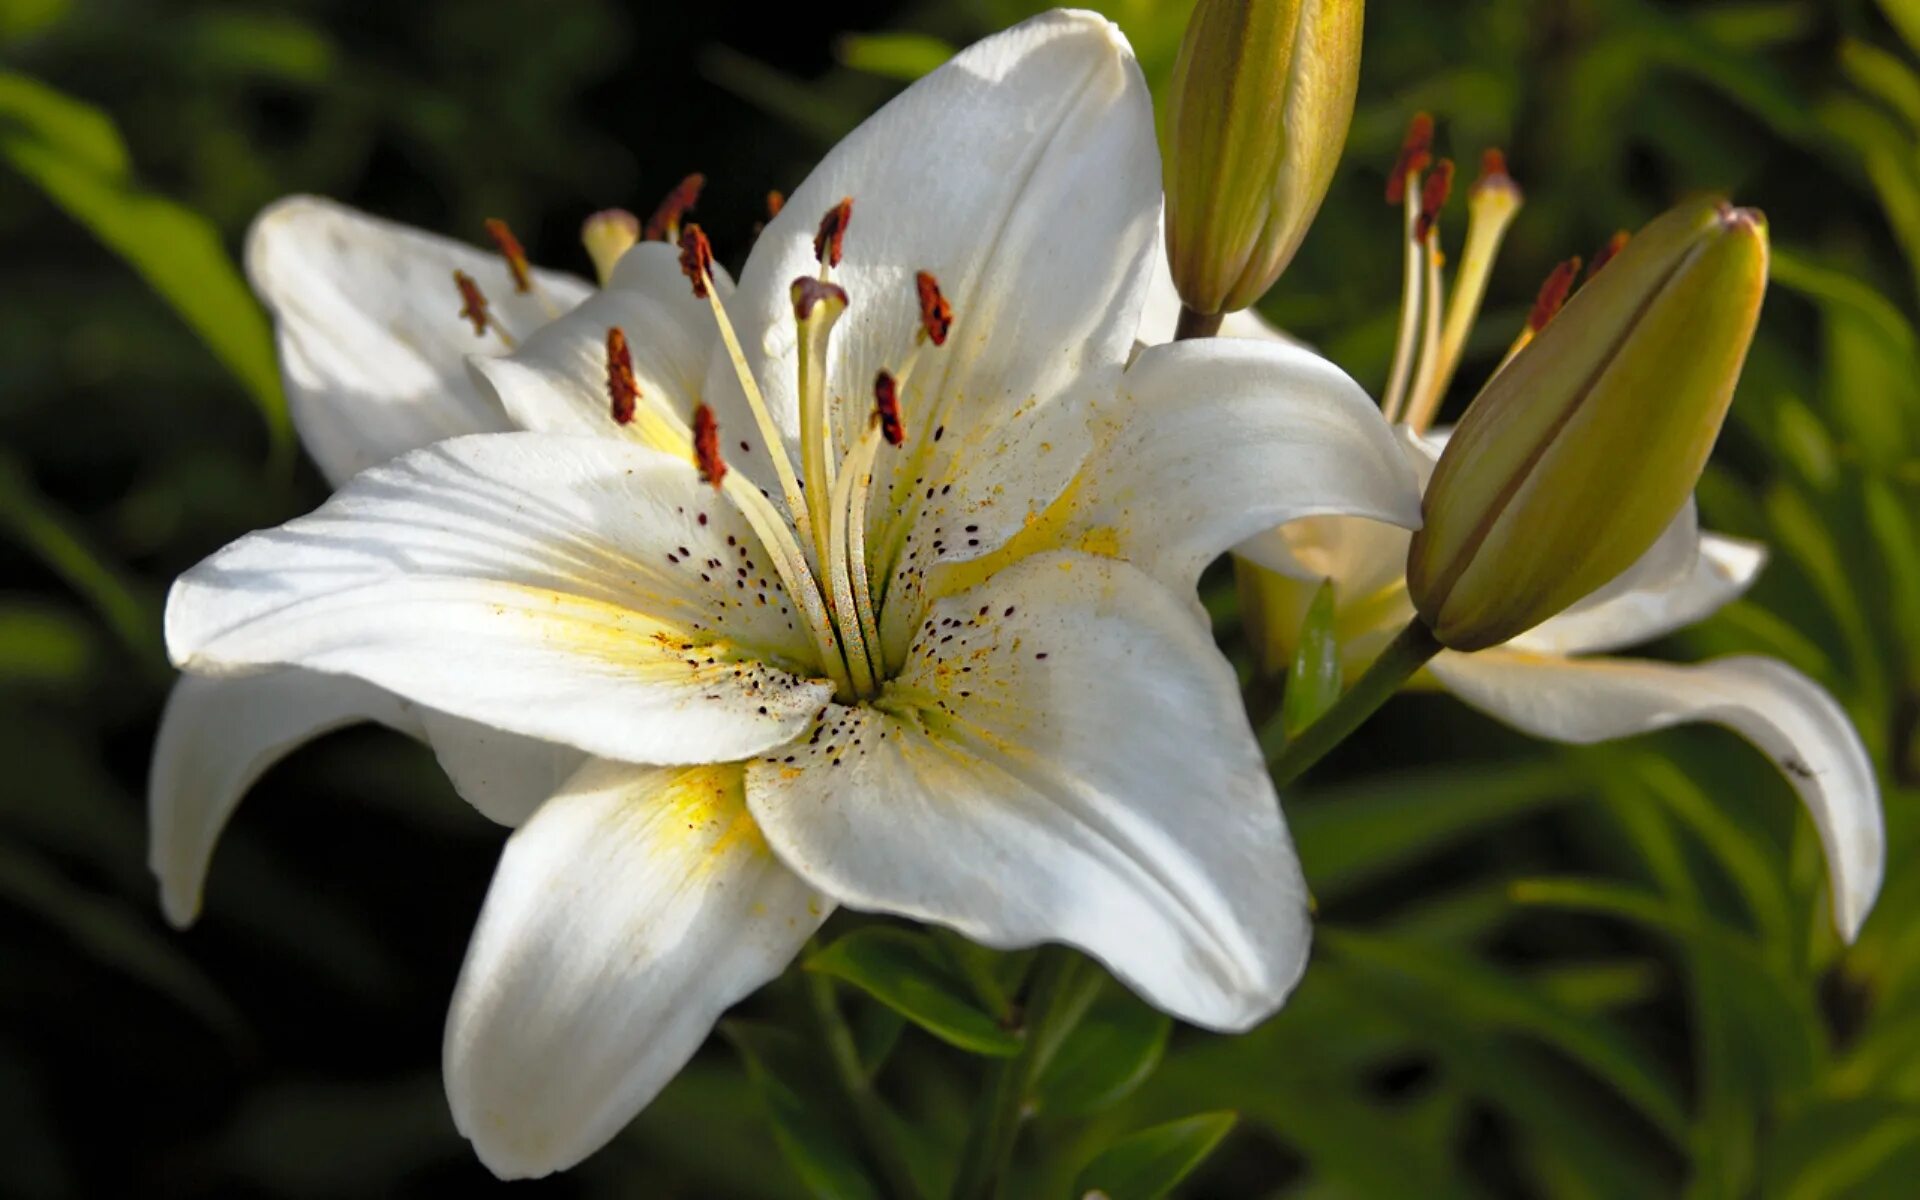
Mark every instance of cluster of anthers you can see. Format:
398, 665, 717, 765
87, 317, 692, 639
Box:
449, 181, 956, 705
1379, 113, 1630, 431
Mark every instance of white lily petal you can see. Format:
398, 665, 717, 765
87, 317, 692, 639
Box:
1512, 534, 1767, 657
749, 552, 1309, 1031
148, 669, 416, 927
1430, 650, 1884, 940
247, 196, 591, 484
1090, 338, 1422, 594
470, 242, 727, 441
1135, 239, 1296, 347
419, 709, 588, 828
716, 8, 1159, 469
447, 760, 827, 1179
166, 434, 834, 766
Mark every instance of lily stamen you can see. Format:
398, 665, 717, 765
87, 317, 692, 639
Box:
1497, 255, 1581, 370
1381, 113, 1433, 422
792, 276, 851, 575
1406, 150, 1523, 430
453, 270, 515, 348
485, 217, 563, 319
1402, 158, 1456, 433
678, 223, 818, 552
644, 173, 705, 243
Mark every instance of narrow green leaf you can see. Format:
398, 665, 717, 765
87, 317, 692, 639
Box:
722, 1022, 883, 1200
1320, 927, 1688, 1143
1281, 578, 1342, 739
0, 72, 288, 451
1073, 1112, 1237, 1200
1841, 37, 1920, 132
1763, 1096, 1920, 1200
1291, 759, 1582, 899
835, 32, 955, 81
1031, 981, 1170, 1118
806, 927, 1022, 1056
1878, 0, 1920, 60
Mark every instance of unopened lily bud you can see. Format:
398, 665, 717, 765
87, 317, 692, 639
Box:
581, 208, 641, 284
1407, 196, 1769, 651
1163, 0, 1365, 317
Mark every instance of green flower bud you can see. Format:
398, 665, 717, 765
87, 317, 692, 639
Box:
1407, 195, 1769, 652
1163, 0, 1365, 318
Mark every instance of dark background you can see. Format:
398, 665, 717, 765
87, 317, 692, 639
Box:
3, 0, 1919, 1195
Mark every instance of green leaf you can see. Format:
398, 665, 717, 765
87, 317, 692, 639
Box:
1073, 1112, 1237, 1200
835, 32, 955, 81
1320, 927, 1689, 1143
1878, 0, 1920, 59
1842, 37, 1920, 132
1291, 759, 1582, 900
722, 1022, 883, 1200
1031, 981, 1170, 1118
806, 927, 1022, 1056
0, 71, 289, 452
1281, 578, 1342, 739
1510, 877, 1825, 1093
1762, 1096, 1920, 1200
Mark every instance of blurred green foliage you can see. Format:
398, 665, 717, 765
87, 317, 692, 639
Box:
3, 0, 1920, 1195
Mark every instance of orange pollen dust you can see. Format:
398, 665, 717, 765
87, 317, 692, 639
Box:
1587, 230, 1630, 279
453, 270, 490, 335
1415, 158, 1455, 241
678, 224, 715, 299
605, 327, 639, 425
644, 173, 706, 243
483, 218, 533, 293
814, 198, 852, 267
1527, 256, 1583, 332
1386, 111, 1435, 204
791, 276, 848, 321
915, 271, 952, 346
693, 404, 727, 487
873, 370, 905, 447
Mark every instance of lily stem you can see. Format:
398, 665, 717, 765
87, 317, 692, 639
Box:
1269, 616, 1444, 787
1174, 305, 1224, 340
807, 972, 928, 1200
949, 947, 1089, 1200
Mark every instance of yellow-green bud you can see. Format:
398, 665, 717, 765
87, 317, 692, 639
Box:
1163, 0, 1364, 318
1406, 195, 1769, 652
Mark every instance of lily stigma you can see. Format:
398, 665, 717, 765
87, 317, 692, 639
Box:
156, 10, 1420, 1178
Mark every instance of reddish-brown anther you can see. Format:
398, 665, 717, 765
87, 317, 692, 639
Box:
678, 225, 715, 299
1415, 158, 1455, 241
483, 218, 533, 293
915, 271, 952, 346
1386, 112, 1435, 205
1526, 256, 1583, 332
644, 173, 706, 243
814, 198, 853, 267
1587, 230, 1630, 279
454, 270, 490, 336
766, 190, 786, 219
693, 404, 727, 487
606, 327, 639, 425
874, 371, 905, 447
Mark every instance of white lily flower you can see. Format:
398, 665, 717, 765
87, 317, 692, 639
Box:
148, 196, 600, 926
1247, 427, 1885, 942
158, 9, 1422, 1179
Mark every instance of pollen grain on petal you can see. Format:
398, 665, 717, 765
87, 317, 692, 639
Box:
915, 270, 952, 346
1527, 256, 1583, 332
693, 403, 727, 487
483, 217, 533, 293
790, 276, 849, 321
1386, 111, 1435, 204
1416, 158, 1455, 241
1587, 230, 1630, 279
606, 327, 640, 425
453, 270, 490, 336
678, 224, 716, 299
874, 370, 905, 447
814, 197, 852, 267
645, 173, 706, 243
